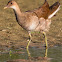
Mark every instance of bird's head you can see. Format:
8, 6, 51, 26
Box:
4, 0, 17, 10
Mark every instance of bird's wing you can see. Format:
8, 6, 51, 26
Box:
26, 0, 60, 19
33, 0, 49, 19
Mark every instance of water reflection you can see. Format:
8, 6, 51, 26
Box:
7, 47, 50, 62
0, 46, 62, 62
27, 46, 48, 58
26, 47, 50, 62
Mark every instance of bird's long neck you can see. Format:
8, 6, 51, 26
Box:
13, 4, 22, 15
13, 4, 22, 22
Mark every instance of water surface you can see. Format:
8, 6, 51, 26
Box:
0, 46, 62, 62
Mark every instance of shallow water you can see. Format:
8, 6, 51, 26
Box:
0, 46, 62, 62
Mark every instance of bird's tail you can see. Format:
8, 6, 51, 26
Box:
48, 2, 60, 19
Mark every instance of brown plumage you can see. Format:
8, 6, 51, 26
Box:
33, 0, 60, 19
33, 0, 50, 19
4, 0, 60, 49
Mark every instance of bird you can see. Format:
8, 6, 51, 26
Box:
4, 0, 60, 51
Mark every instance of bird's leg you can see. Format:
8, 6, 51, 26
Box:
26, 32, 32, 57
43, 32, 48, 48
26, 32, 32, 49
43, 32, 48, 57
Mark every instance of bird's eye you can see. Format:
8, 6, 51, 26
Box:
11, 3, 12, 4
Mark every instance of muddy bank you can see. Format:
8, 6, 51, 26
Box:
0, 27, 62, 50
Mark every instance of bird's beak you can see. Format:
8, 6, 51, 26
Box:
4, 6, 8, 9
